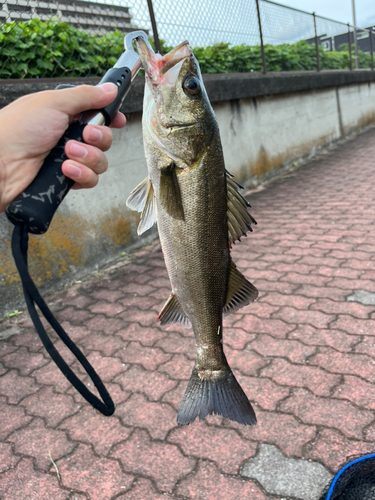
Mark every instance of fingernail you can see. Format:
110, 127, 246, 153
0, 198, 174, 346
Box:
89, 126, 103, 142
70, 143, 88, 158
99, 82, 117, 93
65, 164, 82, 178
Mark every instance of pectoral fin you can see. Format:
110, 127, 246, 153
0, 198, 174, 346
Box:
226, 171, 256, 245
224, 260, 258, 315
158, 293, 192, 328
160, 163, 185, 220
137, 181, 157, 235
126, 177, 149, 212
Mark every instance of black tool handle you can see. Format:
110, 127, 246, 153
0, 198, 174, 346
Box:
6, 120, 85, 234
98, 66, 132, 125
6, 66, 132, 234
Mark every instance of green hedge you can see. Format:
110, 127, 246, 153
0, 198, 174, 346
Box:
0, 19, 125, 78
194, 41, 372, 73
0, 18, 372, 79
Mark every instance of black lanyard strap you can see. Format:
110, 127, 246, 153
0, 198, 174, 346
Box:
11, 223, 115, 416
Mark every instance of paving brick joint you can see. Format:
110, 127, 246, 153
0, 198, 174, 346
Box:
0, 127, 375, 499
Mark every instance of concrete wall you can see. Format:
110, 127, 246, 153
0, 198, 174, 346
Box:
1, 71, 375, 315
218, 81, 375, 186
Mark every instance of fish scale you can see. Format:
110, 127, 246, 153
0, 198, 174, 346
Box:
126, 36, 258, 425
157, 148, 228, 372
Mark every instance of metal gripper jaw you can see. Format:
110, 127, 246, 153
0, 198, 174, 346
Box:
124, 30, 153, 51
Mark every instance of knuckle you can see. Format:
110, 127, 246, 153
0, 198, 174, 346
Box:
88, 173, 99, 188
104, 130, 113, 150
101, 156, 109, 172
80, 168, 98, 189
92, 147, 104, 166
87, 147, 107, 174
97, 127, 112, 151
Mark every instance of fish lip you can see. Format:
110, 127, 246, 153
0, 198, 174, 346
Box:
135, 38, 192, 81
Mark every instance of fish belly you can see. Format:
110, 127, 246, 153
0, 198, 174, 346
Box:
155, 152, 228, 368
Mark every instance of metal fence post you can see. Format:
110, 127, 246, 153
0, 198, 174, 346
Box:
146, 0, 162, 54
313, 13, 320, 72
370, 29, 374, 71
347, 24, 353, 70
351, 0, 359, 69
255, 0, 267, 74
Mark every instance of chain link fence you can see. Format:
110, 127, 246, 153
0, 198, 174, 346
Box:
0, 0, 374, 79
141, 0, 260, 47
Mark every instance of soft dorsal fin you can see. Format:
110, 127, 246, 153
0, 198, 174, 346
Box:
226, 171, 256, 245
160, 163, 185, 221
126, 177, 149, 212
224, 260, 258, 315
137, 181, 157, 235
158, 293, 192, 328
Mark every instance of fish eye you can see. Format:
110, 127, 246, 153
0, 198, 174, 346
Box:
183, 75, 201, 97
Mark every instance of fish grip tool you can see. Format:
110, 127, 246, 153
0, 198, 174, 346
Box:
5, 31, 149, 416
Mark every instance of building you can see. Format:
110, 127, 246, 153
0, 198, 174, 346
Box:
0, 0, 143, 35
306, 26, 375, 54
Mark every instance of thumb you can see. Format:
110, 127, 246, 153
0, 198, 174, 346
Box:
50, 83, 118, 116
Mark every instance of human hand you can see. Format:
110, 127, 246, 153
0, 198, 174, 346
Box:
0, 82, 126, 213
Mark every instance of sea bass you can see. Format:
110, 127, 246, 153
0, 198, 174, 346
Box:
126, 38, 258, 425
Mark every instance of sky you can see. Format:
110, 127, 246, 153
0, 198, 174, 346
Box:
280, 0, 375, 27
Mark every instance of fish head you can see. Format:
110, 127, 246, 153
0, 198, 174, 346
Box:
135, 38, 217, 166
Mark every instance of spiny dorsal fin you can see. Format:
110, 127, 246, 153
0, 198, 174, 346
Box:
137, 181, 157, 235
160, 163, 185, 221
226, 171, 256, 245
224, 260, 258, 315
158, 293, 192, 328
126, 177, 149, 212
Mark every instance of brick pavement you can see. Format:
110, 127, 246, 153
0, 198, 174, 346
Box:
1, 127, 375, 499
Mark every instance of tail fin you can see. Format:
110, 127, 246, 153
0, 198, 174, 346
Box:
177, 365, 257, 426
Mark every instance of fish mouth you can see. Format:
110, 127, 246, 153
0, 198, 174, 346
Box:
135, 37, 192, 84
159, 41, 192, 75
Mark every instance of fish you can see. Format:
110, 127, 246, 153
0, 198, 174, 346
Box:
126, 38, 258, 426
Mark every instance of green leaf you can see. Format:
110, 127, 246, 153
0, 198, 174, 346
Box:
7, 310, 23, 318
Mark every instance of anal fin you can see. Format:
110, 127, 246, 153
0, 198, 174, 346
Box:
158, 293, 192, 328
224, 260, 258, 315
